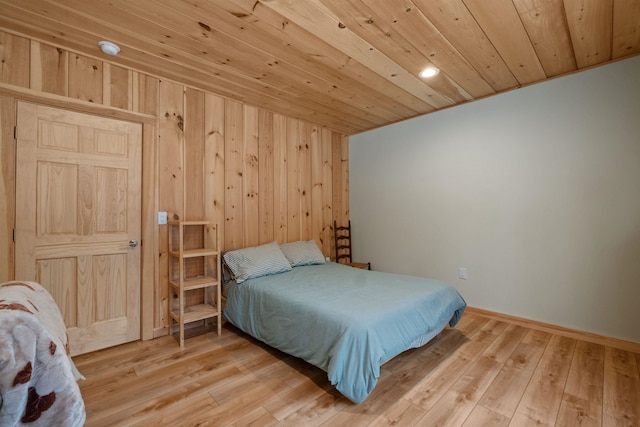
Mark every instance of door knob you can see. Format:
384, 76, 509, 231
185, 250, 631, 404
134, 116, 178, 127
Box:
129, 240, 138, 248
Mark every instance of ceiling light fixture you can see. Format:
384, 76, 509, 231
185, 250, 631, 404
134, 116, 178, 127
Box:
419, 67, 439, 78
98, 41, 120, 56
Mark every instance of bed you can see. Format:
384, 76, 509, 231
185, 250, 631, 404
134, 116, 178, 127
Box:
0, 281, 86, 427
222, 240, 466, 404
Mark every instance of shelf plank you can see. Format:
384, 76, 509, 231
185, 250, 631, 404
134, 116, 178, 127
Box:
169, 275, 219, 291
168, 248, 219, 258
170, 304, 219, 323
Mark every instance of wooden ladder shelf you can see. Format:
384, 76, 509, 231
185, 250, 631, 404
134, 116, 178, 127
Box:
168, 220, 222, 346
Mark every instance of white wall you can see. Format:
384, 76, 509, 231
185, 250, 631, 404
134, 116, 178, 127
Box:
350, 56, 640, 343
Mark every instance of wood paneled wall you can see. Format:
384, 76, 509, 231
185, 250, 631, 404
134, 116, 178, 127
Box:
0, 30, 349, 336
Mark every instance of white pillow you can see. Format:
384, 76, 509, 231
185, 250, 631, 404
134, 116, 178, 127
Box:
280, 240, 326, 267
222, 241, 292, 283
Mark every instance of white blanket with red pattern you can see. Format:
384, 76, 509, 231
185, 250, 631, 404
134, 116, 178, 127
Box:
0, 281, 85, 427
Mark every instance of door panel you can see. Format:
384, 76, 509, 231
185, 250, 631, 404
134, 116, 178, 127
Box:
37, 161, 78, 235
16, 101, 142, 356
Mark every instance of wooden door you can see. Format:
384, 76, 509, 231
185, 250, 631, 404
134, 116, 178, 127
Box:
15, 102, 142, 356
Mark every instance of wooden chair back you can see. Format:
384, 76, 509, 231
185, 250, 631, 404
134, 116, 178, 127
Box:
333, 220, 371, 270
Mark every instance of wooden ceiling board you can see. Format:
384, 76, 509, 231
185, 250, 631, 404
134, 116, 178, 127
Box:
44, 0, 388, 130
463, 0, 547, 84
0, 21, 360, 135
0, 0, 370, 133
152, 0, 414, 123
612, 0, 640, 58
0, 0, 637, 134
412, 0, 520, 91
564, 0, 613, 68
360, 0, 496, 99
205, 0, 437, 115
105, 0, 353, 106
261, 0, 455, 109
0, 2, 286, 100
512, 0, 577, 77
318, 0, 473, 104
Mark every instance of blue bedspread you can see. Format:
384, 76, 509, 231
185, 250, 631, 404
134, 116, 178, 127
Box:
223, 262, 466, 403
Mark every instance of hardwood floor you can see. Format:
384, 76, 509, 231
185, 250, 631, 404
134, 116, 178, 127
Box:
73, 312, 640, 426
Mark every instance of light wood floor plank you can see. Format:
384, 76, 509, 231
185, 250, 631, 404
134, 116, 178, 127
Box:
478, 329, 551, 418
414, 321, 528, 426
93, 363, 241, 426
73, 313, 640, 426
263, 376, 332, 421
204, 384, 281, 426
415, 356, 503, 426
556, 340, 604, 427
603, 347, 640, 427
509, 334, 577, 426
279, 393, 342, 426
462, 405, 510, 427
481, 323, 529, 363
405, 319, 504, 411
130, 393, 219, 427
368, 398, 426, 426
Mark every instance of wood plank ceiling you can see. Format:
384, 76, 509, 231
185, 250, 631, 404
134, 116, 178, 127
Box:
1, 0, 639, 135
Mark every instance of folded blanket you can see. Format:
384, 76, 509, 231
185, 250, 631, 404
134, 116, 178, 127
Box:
0, 281, 85, 427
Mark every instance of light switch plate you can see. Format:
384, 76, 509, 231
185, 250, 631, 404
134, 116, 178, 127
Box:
158, 211, 168, 225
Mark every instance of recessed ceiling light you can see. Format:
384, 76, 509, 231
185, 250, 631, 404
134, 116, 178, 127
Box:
419, 67, 439, 78
98, 41, 120, 56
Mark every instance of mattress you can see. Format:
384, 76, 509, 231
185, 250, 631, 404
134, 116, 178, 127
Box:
223, 262, 466, 403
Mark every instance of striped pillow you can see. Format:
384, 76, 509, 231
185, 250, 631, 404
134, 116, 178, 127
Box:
222, 241, 292, 283
280, 240, 326, 267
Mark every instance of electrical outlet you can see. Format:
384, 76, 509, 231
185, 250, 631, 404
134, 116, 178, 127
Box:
158, 211, 168, 225
458, 267, 467, 280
